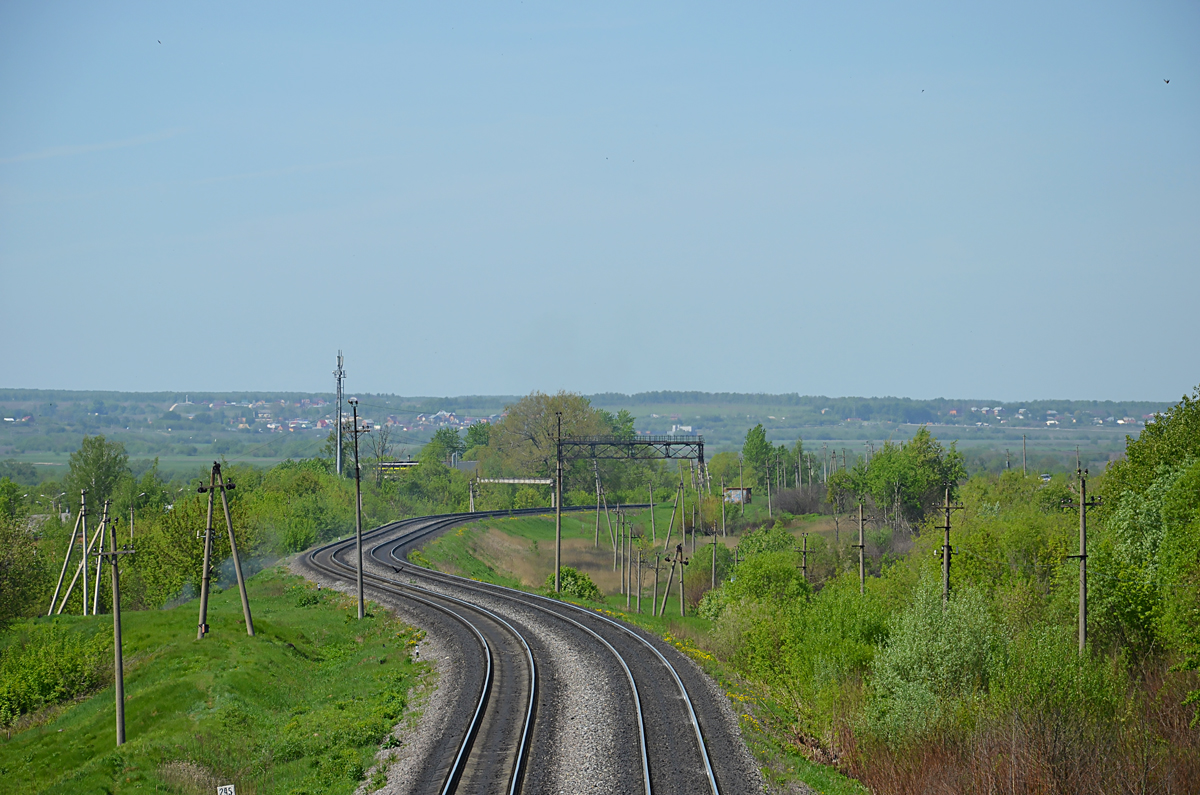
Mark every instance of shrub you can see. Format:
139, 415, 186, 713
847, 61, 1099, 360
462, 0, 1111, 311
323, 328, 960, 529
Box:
0, 622, 110, 728
869, 576, 1007, 743
543, 567, 604, 602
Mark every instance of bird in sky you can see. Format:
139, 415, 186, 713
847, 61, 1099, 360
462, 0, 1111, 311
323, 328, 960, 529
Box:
1164, 79, 1169, 84
158, 40, 161, 44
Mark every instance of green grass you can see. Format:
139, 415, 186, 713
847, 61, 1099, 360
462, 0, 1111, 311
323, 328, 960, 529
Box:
0, 568, 424, 794
413, 510, 865, 795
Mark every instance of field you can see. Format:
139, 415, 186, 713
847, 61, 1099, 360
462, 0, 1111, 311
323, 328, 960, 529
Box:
0, 568, 423, 794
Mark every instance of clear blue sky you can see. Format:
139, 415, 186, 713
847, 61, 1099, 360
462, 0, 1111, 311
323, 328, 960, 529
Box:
2, 2, 1196, 401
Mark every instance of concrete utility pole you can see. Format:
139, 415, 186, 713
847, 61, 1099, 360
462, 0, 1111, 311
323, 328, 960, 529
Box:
766, 461, 772, 518
197, 462, 255, 636
197, 466, 216, 639
940, 488, 964, 607
81, 490, 89, 616
1022, 434, 1027, 476
711, 536, 717, 589
216, 465, 254, 635
677, 544, 688, 617
721, 477, 726, 537
738, 454, 745, 517
659, 551, 677, 617
55, 501, 105, 615
334, 351, 346, 476
662, 474, 682, 551
649, 483, 656, 542
99, 522, 134, 746
348, 398, 368, 619
651, 554, 661, 616
555, 412, 563, 594
1066, 469, 1101, 653
49, 501, 84, 615
853, 503, 866, 594
798, 533, 809, 582
92, 501, 110, 614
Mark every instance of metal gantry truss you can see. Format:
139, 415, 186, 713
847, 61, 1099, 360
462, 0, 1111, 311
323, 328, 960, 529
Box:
551, 425, 706, 593
558, 434, 705, 465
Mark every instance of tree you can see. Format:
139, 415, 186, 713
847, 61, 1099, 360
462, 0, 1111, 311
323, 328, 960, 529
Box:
64, 435, 129, 510
422, 427, 466, 465
464, 422, 491, 451
487, 391, 610, 478
742, 424, 772, 489
0, 477, 25, 520
0, 513, 45, 628
366, 424, 396, 485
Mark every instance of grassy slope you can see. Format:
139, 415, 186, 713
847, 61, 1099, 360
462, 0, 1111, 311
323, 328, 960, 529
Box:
417, 510, 866, 795
0, 569, 423, 795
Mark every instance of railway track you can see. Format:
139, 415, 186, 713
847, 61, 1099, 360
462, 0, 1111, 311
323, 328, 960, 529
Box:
302, 508, 740, 795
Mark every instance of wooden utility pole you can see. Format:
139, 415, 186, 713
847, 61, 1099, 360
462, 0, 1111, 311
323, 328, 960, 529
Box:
1065, 469, 1101, 653
555, 412, 563, 593
940, 488, 964, 607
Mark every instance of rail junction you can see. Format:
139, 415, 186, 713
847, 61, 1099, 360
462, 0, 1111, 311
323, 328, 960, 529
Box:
299, 507, 757, 795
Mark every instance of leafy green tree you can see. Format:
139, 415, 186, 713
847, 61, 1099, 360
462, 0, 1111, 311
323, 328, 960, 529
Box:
64, 435, 130, 511
487, 391, 610, 478
421, 427, 466, 464
0, 478, 26, 520
742, 424, 771, 489
464, 422, 491, 451
0, 513, 46, 628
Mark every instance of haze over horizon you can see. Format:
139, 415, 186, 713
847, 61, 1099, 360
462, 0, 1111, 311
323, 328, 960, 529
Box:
2, 3, 1196, 402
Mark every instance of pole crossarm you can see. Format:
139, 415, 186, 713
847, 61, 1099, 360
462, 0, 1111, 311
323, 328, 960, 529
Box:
559, 435, 705, 463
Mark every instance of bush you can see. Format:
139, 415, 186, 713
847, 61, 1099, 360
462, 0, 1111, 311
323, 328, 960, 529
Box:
543, 567, 604, 602
0, 622, 110, 728
869, 576, 1007, 743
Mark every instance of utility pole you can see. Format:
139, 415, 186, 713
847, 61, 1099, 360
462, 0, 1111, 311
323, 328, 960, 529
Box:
1065, 469, 1101, 653
48, 498, 84, 616
721, 477, 726, 537
677, 544, 688, 617
659, 549, 677, 617
853, 503, 865, 594
711, 535, 717, 589
98, 523, 134, 746
766, 461, 772, 518
92, 500, 109, 615
649, 482, 655, 542
348, 398, 369, 619
940, 488, 964, 607
798, 533, 809, 582
1022, 434, 1027, 477
334, 351, 346, 477
196, 462, 255, 636
81, 490, 89, 616
651, 554, 661, 616
555, 412, 563, 593
197, 465, 216, 639
738, 454, 744, 516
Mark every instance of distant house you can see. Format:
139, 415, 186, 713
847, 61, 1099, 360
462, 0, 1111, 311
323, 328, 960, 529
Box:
724, 486, 752, 505
671, 424, 693, 433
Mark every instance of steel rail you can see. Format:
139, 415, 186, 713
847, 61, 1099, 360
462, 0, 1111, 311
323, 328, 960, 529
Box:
376, 510, 718, 795
305, 533, 536, 795
372, 520, 652, 795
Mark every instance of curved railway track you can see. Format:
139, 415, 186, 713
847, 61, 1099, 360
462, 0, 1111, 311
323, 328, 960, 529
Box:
302, 508, 737, 795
